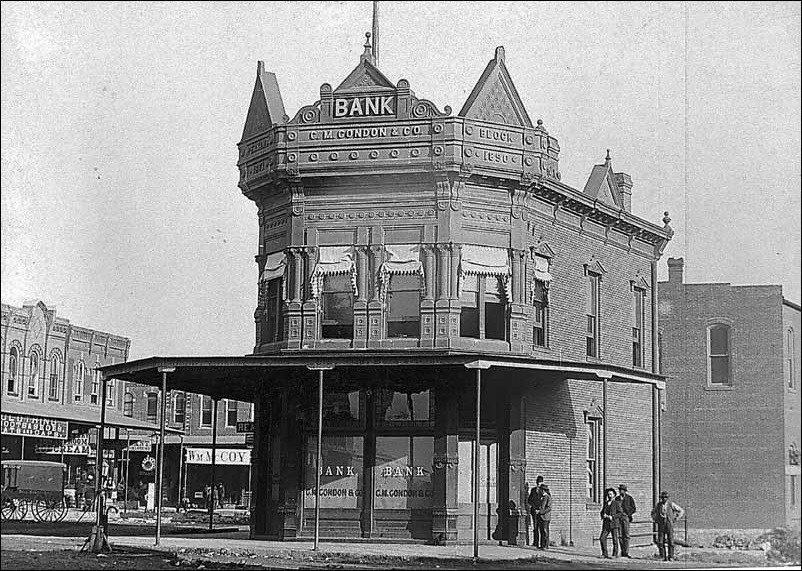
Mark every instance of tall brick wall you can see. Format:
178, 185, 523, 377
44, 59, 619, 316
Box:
524, 377, 654, 548
659, 277, 789, 529
782, 302, 801, 529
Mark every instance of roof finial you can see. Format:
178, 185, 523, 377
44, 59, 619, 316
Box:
361, 31, 375, 64
605, 149, 611, 163
372, 0, 379, 67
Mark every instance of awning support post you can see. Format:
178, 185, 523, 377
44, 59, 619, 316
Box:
156, 367, 174, 546
210, 397, 219, 531
465, 361, 490, 560
85, 375, 110, 553
307, 365, 333, 552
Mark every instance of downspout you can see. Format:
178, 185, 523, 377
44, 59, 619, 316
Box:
651, 260, 660, 507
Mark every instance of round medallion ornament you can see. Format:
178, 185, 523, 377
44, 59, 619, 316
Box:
389, 149, 399, 158
433, 146, 443, 156
349, 151, 358, 160
287, 132, 297, 141
433, 124, 443, 134
465, 126, 473, 135
287, 153, 297, 162
369, 150, 379, 159
464, 148, 473, 157
329, 152, 339, 161
410, 148, 420, 157
309, 153, 318, 162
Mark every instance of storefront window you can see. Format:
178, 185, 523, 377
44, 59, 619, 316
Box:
376, 389, 431, 424
304, 435, 364, 510
374, 436, 434, 510
322, 390, 362, 426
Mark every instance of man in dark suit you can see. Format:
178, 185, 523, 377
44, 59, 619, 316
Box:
617, 483, 637, 557
527, 476, 544, 547
599, 487, 623, 558
536, 483, 552, 549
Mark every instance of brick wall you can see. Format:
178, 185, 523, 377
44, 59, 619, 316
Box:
660, 278, 790, 529
524, 377, 654, 548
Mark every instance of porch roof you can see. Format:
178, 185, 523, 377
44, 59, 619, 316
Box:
99, 352, 664, 402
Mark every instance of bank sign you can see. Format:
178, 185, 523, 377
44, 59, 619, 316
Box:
333, 95, 394, 118
1, 413, 68, 440
185, 447, 251, 466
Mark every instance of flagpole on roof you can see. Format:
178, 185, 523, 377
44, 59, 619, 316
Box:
372, 0, 379, 66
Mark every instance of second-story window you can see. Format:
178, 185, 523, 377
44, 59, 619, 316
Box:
107, 378, 115, 407
146, 392, 158, 423
312, 246, 357, 340
531, 254, 552, 348
260, 251, 286, 344
90, 365, 100, 405
48, 353, 61, 400
586, 272, 601, 358
74, 360, 85, 402
459, 245, 511, 341
7, 346, 19, 394
200, 395, 213, 427
173, 392, 186, 425
632, 287, 645, 368
708, 324, 732, 386
28, 351, 40, 397
226, 399, 238, 427
380, 244, 424, 339
787, 328, 796, 391
123, 392, 134, 417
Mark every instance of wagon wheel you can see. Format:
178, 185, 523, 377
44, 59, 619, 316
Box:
1, 497, 28, 521
32, 495, 67, 523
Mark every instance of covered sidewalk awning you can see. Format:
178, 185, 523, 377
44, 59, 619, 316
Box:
0, 398, 183, 434
97, 352, 665, 395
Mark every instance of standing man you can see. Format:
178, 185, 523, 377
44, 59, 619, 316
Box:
651, 491, 685, 561
527, 475, 544, 547
536, 483, 552, 549
617, 484, 637, 558
599, 487, 623, 559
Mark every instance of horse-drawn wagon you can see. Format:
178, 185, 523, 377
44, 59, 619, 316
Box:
1, 460, 68, 522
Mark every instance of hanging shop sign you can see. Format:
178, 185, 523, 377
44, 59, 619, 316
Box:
141, 456, 156, 472
185, 447, 251, 466
1, 413, 68, 440
125, 439, 153, 453
35, 434, 93, 455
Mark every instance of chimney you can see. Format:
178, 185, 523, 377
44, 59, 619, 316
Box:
667, 257, 684, 284
614, 172, 632, 212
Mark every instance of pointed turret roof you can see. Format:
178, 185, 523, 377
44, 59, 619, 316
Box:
458, 46, 533, 128
582, 150, 623, 208
241, 61, 286, 141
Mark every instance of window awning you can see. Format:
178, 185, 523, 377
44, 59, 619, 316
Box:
533, 254, 553, 283
259, 251, 286, 283
459, 245, 511, 299
378, 244, 424, 300
311, 246, 358, 299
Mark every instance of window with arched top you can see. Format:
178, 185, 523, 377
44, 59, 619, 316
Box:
146, 392, 158, 424
7, 346, 20, 394
48, 353, 61, 400
787, 328, 796, 391
708, 324, 732, 386
75, 360, 85, 402
28, 351, 40, 397
123, 392, 134, 417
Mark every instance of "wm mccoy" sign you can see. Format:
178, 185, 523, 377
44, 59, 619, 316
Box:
333, 96, 394, 118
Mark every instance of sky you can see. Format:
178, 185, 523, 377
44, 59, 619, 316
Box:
2, 1, 800, 360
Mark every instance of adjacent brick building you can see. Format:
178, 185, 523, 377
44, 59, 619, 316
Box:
659, 258, 801, 531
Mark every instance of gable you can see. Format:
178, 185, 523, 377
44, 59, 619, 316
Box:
582, 163, 621, 208
336, 59, 395, 92
241, 62, 286, 141
459, 46, 533, 128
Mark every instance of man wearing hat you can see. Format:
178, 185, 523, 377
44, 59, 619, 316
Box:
651, 491, 685, 561
617, 484, 637, 557
535, 483, 552, 549
527, 476, 544, 547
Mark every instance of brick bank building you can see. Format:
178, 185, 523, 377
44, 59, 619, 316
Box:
101, 39, 673, 546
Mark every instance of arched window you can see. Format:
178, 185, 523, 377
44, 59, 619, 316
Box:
173, 392, 186, 425
7, 346, 19, 394
48, 353, 61, 400
708, 324, 732, 386
28, 351, 40, 397
787, 328, 796, 391
123, 392, 134, 417
146, 392, 158, 424
75, 360, 85, 401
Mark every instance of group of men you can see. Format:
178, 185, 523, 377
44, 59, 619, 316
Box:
527, 478, 685, 561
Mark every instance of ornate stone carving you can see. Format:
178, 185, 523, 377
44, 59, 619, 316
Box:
289, 180, 304, 216
409, 95, 451, 118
